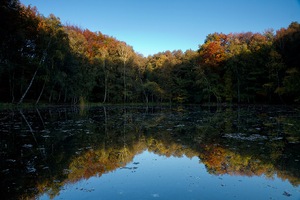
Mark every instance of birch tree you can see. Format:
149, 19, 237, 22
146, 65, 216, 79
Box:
117, 43, 132, 103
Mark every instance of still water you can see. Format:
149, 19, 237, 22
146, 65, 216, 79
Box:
1, 105, 300, 199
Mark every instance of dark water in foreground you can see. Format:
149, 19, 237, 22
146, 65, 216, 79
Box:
1, 105, 300, 200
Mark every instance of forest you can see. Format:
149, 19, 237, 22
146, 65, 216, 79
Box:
1, 0, 300, 105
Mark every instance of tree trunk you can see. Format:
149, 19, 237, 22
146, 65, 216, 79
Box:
103, 73, 108, 103
64, 89, 67, 102
138, 72, 148, 104
9, 72, 15, 103
102, 59, 108, 103
18, 39, 51, 104
18, 68, 38, 104
117, 43, 130, 104
57, 90, 61, 103
233, 65, 240, 103
48, 89, 53, 103
35, 80, 46, 105
123, 60, 126, 103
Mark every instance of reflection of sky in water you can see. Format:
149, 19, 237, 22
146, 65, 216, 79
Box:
41, 151, 300, 200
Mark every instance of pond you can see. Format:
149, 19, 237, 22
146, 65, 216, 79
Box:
1, 105, 300, 199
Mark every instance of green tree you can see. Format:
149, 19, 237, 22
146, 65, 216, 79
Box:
274, 22, 300, 102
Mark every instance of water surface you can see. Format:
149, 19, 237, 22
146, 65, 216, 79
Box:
1, 105, 300, 199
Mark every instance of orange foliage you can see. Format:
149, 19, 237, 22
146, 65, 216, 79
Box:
199, 33, 228, 67
202, 146, 227, 174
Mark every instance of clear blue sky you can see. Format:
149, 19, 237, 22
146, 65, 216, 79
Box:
20, 0, 300, 56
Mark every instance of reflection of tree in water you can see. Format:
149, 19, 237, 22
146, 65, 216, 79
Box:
1, 105, 299, 199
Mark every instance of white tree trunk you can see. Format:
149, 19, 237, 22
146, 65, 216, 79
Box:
18, 68, 39, 104
18, 39, 51, 104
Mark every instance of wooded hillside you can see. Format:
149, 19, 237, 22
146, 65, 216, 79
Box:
1, 0, 300, 104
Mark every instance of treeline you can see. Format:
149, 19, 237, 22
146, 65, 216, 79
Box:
1, 0, 300, 104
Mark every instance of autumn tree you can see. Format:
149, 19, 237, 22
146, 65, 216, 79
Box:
117, 42, 133, 103
196, 33, 228, 102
